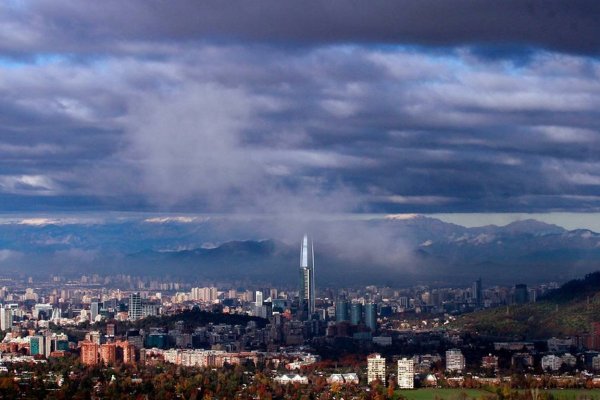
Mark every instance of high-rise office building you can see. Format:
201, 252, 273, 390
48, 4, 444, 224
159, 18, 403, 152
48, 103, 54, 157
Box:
365, 303, 377, 332
29, 335, 44, 356
350, 302, 363, 325
367, 353, 386, 385
51, 333, 69, 352
299, 234, 315, 318
514, 284, 528, 304
397, 358, 414, 389
472, 278, 483, 305
335, 299, 350, 322
128, 292, 142, 321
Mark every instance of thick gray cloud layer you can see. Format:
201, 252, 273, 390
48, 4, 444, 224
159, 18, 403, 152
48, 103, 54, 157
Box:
1, 1, 599, 55
0, 2, 599, 214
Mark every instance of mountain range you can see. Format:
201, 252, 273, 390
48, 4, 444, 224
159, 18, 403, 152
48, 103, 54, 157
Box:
0, 215, 599, 286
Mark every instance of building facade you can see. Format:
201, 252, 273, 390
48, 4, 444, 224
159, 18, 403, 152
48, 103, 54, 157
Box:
367, 353, 386, 385
335, 300, 349, 322
446, 349, 465, 372
0, 306, 12, 331
128, 292, 142, 321
364, 303, 377, 332
299, 234, 316, 319
81, 341, 100, 365
350, 302, 363, 325
397, 358, 414, 389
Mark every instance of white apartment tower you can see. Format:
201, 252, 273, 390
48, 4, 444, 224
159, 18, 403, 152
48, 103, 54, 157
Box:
397, 358, 414, 389
367, 353, 386, 385
255, 291, 263, 307
446, 348, 466, 372
0, 306, 12, 331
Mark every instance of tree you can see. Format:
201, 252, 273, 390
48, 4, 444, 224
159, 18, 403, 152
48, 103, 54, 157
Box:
387, 378, 396, 399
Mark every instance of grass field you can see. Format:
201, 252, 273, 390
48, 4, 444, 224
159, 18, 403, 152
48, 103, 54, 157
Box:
527, 389, 600, 399
397, 388, 496, 400
396, 388, 600, 400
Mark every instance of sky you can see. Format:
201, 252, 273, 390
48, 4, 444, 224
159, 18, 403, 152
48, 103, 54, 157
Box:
1, 1, 599, 227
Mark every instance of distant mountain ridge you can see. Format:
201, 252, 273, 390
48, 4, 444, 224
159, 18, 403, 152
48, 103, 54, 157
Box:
0, 215, 599, 285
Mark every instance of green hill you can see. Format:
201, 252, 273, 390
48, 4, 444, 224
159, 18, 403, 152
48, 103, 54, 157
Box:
455, 272, 600, 338
541, 271, 600, 303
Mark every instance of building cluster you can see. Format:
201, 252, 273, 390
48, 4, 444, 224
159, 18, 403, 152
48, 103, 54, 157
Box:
0, 330, 69, 359
79, 340, 136, 366
0, 286, 164, 331
364, 350, 468, 389
144, 347, 318, 370
367, 353, 415, 389
4, 234, 600, 392
0, 232, 560, 353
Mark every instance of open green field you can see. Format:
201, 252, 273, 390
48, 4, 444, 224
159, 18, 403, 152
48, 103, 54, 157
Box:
397, 388, 600, 400
525, 389, 600, 399
397, 389, 496, 400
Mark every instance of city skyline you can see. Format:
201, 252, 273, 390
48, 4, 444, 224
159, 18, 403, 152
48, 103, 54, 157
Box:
1, 2, 599, 399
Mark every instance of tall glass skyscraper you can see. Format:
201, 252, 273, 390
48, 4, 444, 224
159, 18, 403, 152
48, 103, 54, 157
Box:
335, 299, 350, 322
365, 302, 377, 332
299, 234, 315, 318
472, 278, 483, 305
351, 302, 363, 325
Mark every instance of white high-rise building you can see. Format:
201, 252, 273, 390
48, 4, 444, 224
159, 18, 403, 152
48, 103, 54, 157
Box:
446, 349, 466, 372
90, 301, 100, 322
190, 287, 219, 302
367, 353, 386, 385
255, 291, 263, 306
397, 358, 414, 389
0, 306, 12, 331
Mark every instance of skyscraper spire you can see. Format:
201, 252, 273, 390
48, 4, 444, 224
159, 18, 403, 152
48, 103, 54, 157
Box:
299, 234, 315, 318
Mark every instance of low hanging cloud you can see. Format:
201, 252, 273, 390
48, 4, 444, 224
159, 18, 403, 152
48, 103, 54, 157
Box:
124, 83, 259, 208
121, 81, 366, 214
0, 250, 22, 264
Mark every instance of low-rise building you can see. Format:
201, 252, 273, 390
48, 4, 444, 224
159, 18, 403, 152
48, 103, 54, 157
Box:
274, 374, 308, 385
481, 354, 499, 370
541, 354, 562, 371
327, 373, 359, 385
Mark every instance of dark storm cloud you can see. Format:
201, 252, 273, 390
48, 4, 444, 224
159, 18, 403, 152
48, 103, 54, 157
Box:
0, 2, 599, 214
1, 1, 600, 56
1, 44, 598, 213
